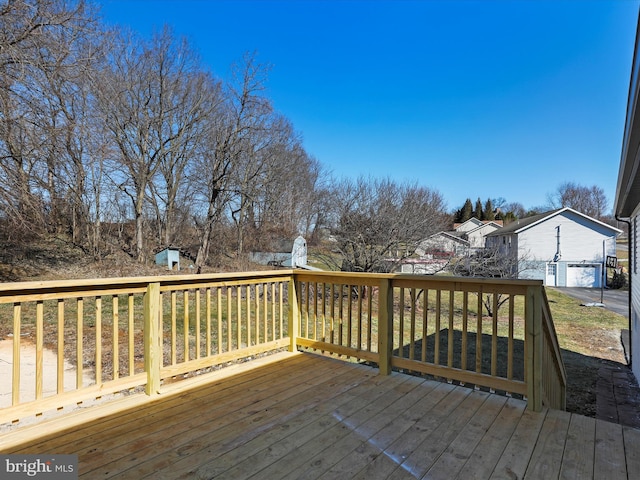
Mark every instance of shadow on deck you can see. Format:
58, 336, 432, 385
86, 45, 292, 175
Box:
1, 351, 639, 479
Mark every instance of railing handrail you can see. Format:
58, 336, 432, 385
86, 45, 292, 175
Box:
0, 270, 295, 296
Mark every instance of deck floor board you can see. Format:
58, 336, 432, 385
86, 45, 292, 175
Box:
1, 351, 639, 480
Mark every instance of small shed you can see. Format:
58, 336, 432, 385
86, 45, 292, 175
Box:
291, 235, 307, 268
155, 248, 180, 271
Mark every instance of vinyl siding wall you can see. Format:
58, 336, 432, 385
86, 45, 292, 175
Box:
518, 211, 616, 262
632, 211, 640, 381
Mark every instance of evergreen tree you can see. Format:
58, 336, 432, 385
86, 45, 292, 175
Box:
460, 198, 473, 222
484, 198, 495, 220
502, 211, 517, 224
474, 198, 483, 220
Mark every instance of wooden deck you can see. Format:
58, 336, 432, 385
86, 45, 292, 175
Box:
1, 351, 639, 479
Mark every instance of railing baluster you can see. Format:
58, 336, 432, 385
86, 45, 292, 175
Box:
237, 286, 242, 349
272, 283, 276, 342
476, 289, 482, 375
422, 289, 428, 363
448, 290, 454, 369
196, 288, 202, 358
508, 295, 514, 380
96, 296, 102, 385
435, 290, 441, 366
246, 285, 252, 347
410, 288, 416, 361
347, 285, 353, 352
461, 291, 468, 372
112, 296, 119, 380
57, 299, 65, 392
399, 287, 405, 358
35, 301, 43, 400
207, 288, 212, 355
217, 288, 222, 354
367, 286, 373, 352
171, 291, 177, 365
77, 297, 83, 389
226, 287, 232, 351
263, 283, 268, 343
12, 303, 21, 406
184, 290, 190, 361
491, 293, 498, 379
279, 283, 284, 340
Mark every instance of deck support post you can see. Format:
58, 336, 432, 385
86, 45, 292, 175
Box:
288, 275, 300, 353
378, 278, 394, 375
144, 282, 162, 396
525, 285, 543, 411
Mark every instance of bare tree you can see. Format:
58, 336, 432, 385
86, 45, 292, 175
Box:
547, 181, 608, 219
190, 76, 234, 270
0, 0, 96, 236
329, 177, 448, 273
451, 242, 537, 315
189, 54, 277, 269
94, 27, 208, 261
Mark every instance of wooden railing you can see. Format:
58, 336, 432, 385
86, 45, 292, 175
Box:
0, 270, 565, 424
0, 272, 291, 424
294, 271, 566, 411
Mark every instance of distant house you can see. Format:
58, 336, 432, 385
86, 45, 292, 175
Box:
417, 218, 502, 258
485, 208, 621, 287
416, 231, 470, 258
155, 248, 180, 271
615, 14, 640, 381
464, 221, 503, 250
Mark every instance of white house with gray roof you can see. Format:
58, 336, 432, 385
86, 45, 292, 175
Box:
485, 207, 621, 287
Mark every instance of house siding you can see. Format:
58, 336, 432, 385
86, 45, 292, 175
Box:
467, 223, 501, 249
519, 259, 546, 281
519, 211, 615, 262
516, 211, 616, 286
632, 212, 640, 381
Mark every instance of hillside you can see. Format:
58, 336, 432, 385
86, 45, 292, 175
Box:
0, 237, 223, 282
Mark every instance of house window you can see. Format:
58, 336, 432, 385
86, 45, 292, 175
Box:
547, 264, 556, 276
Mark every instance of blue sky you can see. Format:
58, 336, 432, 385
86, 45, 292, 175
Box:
98, 0, 639, 213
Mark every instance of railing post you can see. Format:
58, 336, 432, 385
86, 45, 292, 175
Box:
378, 278, 394, 375
525, 285, 543, 411
288, 275, 300, 353
144, 282, 161, 396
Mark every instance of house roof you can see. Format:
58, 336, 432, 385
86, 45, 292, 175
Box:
453, 218, 482, 231
466, 221, 503, 235
428, 231, 470, 245
616, 14, 640, 217
453, 218, 503, 230
485, 207, 622, 236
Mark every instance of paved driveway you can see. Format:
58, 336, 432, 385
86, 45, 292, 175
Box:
552, 287, 629, 318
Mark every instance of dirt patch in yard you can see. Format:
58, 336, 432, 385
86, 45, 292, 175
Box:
388, 298, 634, 419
